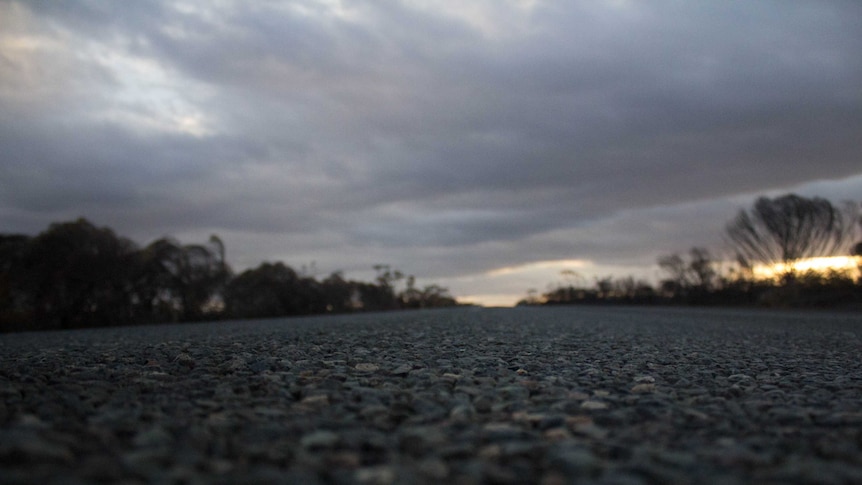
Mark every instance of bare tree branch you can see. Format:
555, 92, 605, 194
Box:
725, 194, 858, 278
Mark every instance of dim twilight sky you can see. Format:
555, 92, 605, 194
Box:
2, 1, 861, 306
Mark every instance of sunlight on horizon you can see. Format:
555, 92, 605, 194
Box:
462, 255, 862, 307
752, 256, 861, 280
455, 258, 606, 307
457, 293, 523, 308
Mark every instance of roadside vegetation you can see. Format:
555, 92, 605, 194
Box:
2, 193, 859, 332
0, 222, 457, 332
519, 194, 862, 309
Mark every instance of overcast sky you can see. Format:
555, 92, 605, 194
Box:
2, 1, 861, 305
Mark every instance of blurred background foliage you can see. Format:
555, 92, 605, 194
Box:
0, 220, 457, 332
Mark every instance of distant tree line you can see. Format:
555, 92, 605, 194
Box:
519, 194, 862, 309
0, 219, 457, 332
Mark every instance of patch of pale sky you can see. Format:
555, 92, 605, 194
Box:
605, 0, 635, 10
0, 6, 71, 101
403, 0, 540, 39
0, 36, 56, 93
171, 0, 237, 25
485, 258, 591, 277
515, 0, 542, 11
446, 257, 661, 307
285, 0, 363, 23
80, 43, 215, 136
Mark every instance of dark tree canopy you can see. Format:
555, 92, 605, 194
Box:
1, 218, 457, 332
225, 262, 302, 318
524, 193, 862, 309
17, 219, 139, 329
725, 194, 858, 275
658, 247, 717, 300
136, 236, 231, 322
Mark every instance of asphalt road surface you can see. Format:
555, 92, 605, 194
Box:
2, 306, 862, 484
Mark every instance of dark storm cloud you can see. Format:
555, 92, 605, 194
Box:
2, 0, 861, 301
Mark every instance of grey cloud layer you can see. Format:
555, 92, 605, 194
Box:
2, 0, 861, 282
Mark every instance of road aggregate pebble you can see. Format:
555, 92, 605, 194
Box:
2, 306, 862, 484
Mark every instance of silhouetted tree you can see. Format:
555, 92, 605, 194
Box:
0, 234, 33, 329
658, 247, 717, 301
854, 241, 862, 281
399, 276, 457, 309
2, 219, 464, 331
17, 219, 138, 329
516, 288, 543, 306
320, 271, 357, 313
688, 248, 717, 291
374, 264, 402, 289
0, 235, 29, 272
853, 209, 862, 281
595, 277, 614, 300
369, 264, 403, 310
137, 235, 231, 321
726, 194, 857, 282
224, 262, 301, 318
354, 281, 397, 311
657, 253, 689, 297
399, 275, 421, 309
419, 284, 457, 307
292, 275, 328, 315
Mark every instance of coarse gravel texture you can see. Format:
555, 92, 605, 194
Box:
2, 306, 862, 484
